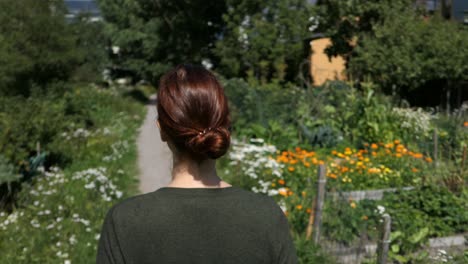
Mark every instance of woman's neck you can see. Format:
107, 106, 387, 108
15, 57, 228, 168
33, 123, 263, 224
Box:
166, 155, 231, 188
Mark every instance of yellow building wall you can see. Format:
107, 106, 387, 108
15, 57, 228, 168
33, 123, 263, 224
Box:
310, 38, 347, 86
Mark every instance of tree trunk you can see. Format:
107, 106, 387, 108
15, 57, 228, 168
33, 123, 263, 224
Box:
441, 0, 453, 20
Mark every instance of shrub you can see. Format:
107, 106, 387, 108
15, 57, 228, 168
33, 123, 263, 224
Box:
0, 85, 145, 263
222, 78, 302, 148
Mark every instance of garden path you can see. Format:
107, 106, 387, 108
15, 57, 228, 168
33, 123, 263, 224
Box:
137, 94, 172, 194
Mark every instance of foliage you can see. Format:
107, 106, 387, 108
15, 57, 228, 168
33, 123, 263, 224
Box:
69, 15, 109, 83
312, 0, 414, 59
392, 107, 434, 140
0, 85, 139, 170
298, 81, 404, 145
97, 0, 226, 84
215, 0, 312, 83
349, 12, 468, 95
221, 136, 467, 253
381, 186, 468, 262
325, 141, 434, 190
0, 155, 19, 185
293, 235, 338, 264
0, 0, 81, 96
0, 85, 146, 263
0, 155, 21, 211
0, 91, 70, 166
222, 78, 302, 149
313, 0, 468, 105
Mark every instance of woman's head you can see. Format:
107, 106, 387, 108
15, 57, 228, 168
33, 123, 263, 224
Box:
156, 64, 231, 162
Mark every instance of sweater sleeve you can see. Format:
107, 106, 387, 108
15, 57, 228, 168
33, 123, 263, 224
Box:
271, 199, 298, 264
96, 206, 126, 264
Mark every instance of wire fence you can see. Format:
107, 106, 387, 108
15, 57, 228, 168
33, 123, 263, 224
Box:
305, 164, 466, 264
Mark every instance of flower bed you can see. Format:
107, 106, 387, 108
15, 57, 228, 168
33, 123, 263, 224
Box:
220, 137, 467, 263
0, 85, 146, 263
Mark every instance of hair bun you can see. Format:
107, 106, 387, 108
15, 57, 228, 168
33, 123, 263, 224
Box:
186, 127, 231, 160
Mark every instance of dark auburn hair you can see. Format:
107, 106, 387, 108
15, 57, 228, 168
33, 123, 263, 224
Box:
156, 64, 231, 161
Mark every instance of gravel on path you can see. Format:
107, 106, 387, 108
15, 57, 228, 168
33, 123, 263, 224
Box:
137, 95, 172, 194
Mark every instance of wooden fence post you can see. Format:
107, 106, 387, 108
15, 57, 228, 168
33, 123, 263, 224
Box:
36, 141, 41, 156
377, 214, 391, 264
312, 164, 327, 244
433, 129, 438, 167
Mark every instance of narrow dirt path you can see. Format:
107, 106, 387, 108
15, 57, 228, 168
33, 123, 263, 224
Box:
137, 95, 172, 194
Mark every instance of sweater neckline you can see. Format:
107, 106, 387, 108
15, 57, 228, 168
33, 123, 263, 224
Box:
155, 186, 241, 196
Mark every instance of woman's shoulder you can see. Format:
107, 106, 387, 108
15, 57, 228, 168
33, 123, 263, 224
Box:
103, 192, 161, 221
104, 187, 283, 222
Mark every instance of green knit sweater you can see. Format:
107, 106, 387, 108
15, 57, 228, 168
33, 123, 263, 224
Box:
96, 186, 298, 263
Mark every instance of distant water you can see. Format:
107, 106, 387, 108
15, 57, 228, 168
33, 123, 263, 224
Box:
64, 0, 100, 15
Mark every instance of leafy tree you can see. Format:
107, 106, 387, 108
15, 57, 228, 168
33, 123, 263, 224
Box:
214, 0, 312, 84
97, 0, 227, 84
313, 0, 468, 108
348, 10, 468, 98
69, 14, 109, 83
0, 0, 81, 96
312, 0, 415, 60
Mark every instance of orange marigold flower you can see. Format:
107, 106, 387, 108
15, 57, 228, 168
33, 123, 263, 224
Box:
372, 151, 377, 157
331, 150, 338, 155
394, 139, 400, 145
362, 215, 368, 220
290, 159, 298, 165
271, 183, 276, 187
371, 143, 378, 149
295, 147, 301, 152
350, 202, 357, 209
464, 121, 468, 127
278, 188, 288, 196
344, 147, 352, 155
413, 153, 423, 159
302, 191, 306, 197
327, 173, 337, 179
278, 179, 285, 185
296, 205, 303, 210
306, 208, 312, 214
287, 190, 293, 196
395, 153, 402, 158
288, 167, 295, 172
304, 162, 311, 168
425, 157, 433, 163
411, 168, 419, 173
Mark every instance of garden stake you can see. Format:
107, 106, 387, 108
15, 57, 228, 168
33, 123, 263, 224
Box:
377, 214, 391, 264
433, 129, 438, 168
305, 199, 315, 240
312, 164, 327, 244
461, 145, 466, 174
